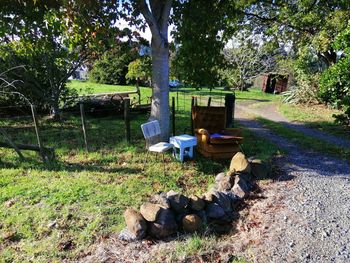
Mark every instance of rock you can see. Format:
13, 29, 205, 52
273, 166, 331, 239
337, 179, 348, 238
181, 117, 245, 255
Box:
167, 190, 189, 213
195, 210, 207, 225
237, 173, 256, 191
250, 159, 270, 179
212, 191, 234, 213
216, 173, 235, 192
118, 227, 138, 242
124, 208, 147, 239
182, 214, 202, 233
231, 177, 251, 199
229, 152, 251, 174
149, 193, 170, 209
205, 203, 225, 219
140, 203, 162, 222
215, 172, 226, 182
148, 208, 178, 239
225, 191, 242, 210
203, 191, 215, 203
190, 195, 206, 211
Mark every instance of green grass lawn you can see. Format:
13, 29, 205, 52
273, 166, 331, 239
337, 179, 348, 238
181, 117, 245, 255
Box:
0, 84, 280, 262
3, 80, 346, 261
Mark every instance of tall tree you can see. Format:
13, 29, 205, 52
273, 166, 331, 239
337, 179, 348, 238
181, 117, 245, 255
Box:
242, 0, 350, 67
0, 0, 119, 117
134, 0, 172, 140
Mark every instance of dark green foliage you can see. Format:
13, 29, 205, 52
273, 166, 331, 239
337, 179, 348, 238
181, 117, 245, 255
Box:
0, 1, 119, 116
126, 56, 152, 87
172, 0, 243, 88
89, 44, 139, 85
319, 23, 350, 125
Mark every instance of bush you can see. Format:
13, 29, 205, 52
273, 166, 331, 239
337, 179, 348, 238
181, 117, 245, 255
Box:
319, 57, 350, 104
89, 45, 138, 85
319, 57, 350, 125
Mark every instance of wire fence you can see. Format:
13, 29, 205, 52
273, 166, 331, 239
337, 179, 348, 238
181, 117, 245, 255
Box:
0, 88, 232, 161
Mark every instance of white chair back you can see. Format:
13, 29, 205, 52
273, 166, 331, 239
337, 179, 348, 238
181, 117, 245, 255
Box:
141, 120, 162, 148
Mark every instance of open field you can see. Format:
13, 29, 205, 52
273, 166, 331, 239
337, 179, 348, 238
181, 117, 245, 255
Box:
0, 83, 280, 262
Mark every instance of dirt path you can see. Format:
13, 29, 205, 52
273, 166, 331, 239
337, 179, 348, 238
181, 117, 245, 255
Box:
235, 108, 350, 262
236, 101, 350, 149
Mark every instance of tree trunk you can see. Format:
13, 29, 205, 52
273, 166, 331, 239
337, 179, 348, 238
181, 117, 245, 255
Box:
138, 0, 172, 140
150, 43, 170, 140
51, 85, 61, 120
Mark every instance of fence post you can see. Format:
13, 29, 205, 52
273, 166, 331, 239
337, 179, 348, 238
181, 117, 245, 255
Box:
172, 97, 175, 136
191, 96, 195, 135
124, 98, 131, 143
80, 103, 88, 151
30, 104, 45, 159
176, 90, 179, 111
224, 93, 236, 128
207, 97, 212, 107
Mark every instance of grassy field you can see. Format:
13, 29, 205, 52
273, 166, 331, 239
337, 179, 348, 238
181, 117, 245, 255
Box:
0, 82, 280, 262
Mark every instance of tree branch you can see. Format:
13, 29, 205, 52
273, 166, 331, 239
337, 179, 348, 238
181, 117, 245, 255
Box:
160, 0, 172, 35
137, 0, 161, 45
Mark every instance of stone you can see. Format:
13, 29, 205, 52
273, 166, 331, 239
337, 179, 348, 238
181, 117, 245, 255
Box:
118, 227, 138, 242
149, 193, 170, 209
189, 195, 206, 211
148, 208, 178, 239
250, 159, 270, 179
205, 203, 225, 219
215, 172, 226, 183
231, 177, 250, 199
124, 208, 147, 239
216, 173, 235, 192
235, 172, 252, 184
212, 191, 234, 213
167, 190, 189, 213
225, 191, 242, 210
195, 210, 207, 225
203, 191, 215, 203
140, 203, 162, 222
229, 152, 251, 174
182, 214, 202, 233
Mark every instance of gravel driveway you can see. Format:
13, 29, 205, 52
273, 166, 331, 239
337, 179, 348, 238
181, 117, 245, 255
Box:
236, 108, 350, 262
236, 102, 350, 149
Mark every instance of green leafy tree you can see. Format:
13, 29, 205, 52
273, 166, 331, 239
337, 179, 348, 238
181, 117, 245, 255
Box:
221, 33, 278, 91
126, 56, 152, 87
242, 0, 350, 67
172, 0, 248, 88
0, 0, 118, 117
320, 22, 350, 125
89, 43, 139, 85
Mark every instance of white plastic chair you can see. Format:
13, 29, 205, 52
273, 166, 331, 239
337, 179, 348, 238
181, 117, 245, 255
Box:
141, 120, 173, 172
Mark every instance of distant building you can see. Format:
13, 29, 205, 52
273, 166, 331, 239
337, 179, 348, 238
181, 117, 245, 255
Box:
260, 73, 288, 94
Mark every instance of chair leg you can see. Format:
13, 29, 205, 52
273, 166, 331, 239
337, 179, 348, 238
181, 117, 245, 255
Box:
143, 151, 149, 171
162, 153, 166, 175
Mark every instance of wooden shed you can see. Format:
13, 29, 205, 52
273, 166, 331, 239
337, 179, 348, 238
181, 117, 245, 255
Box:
261, 73, 288, 94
